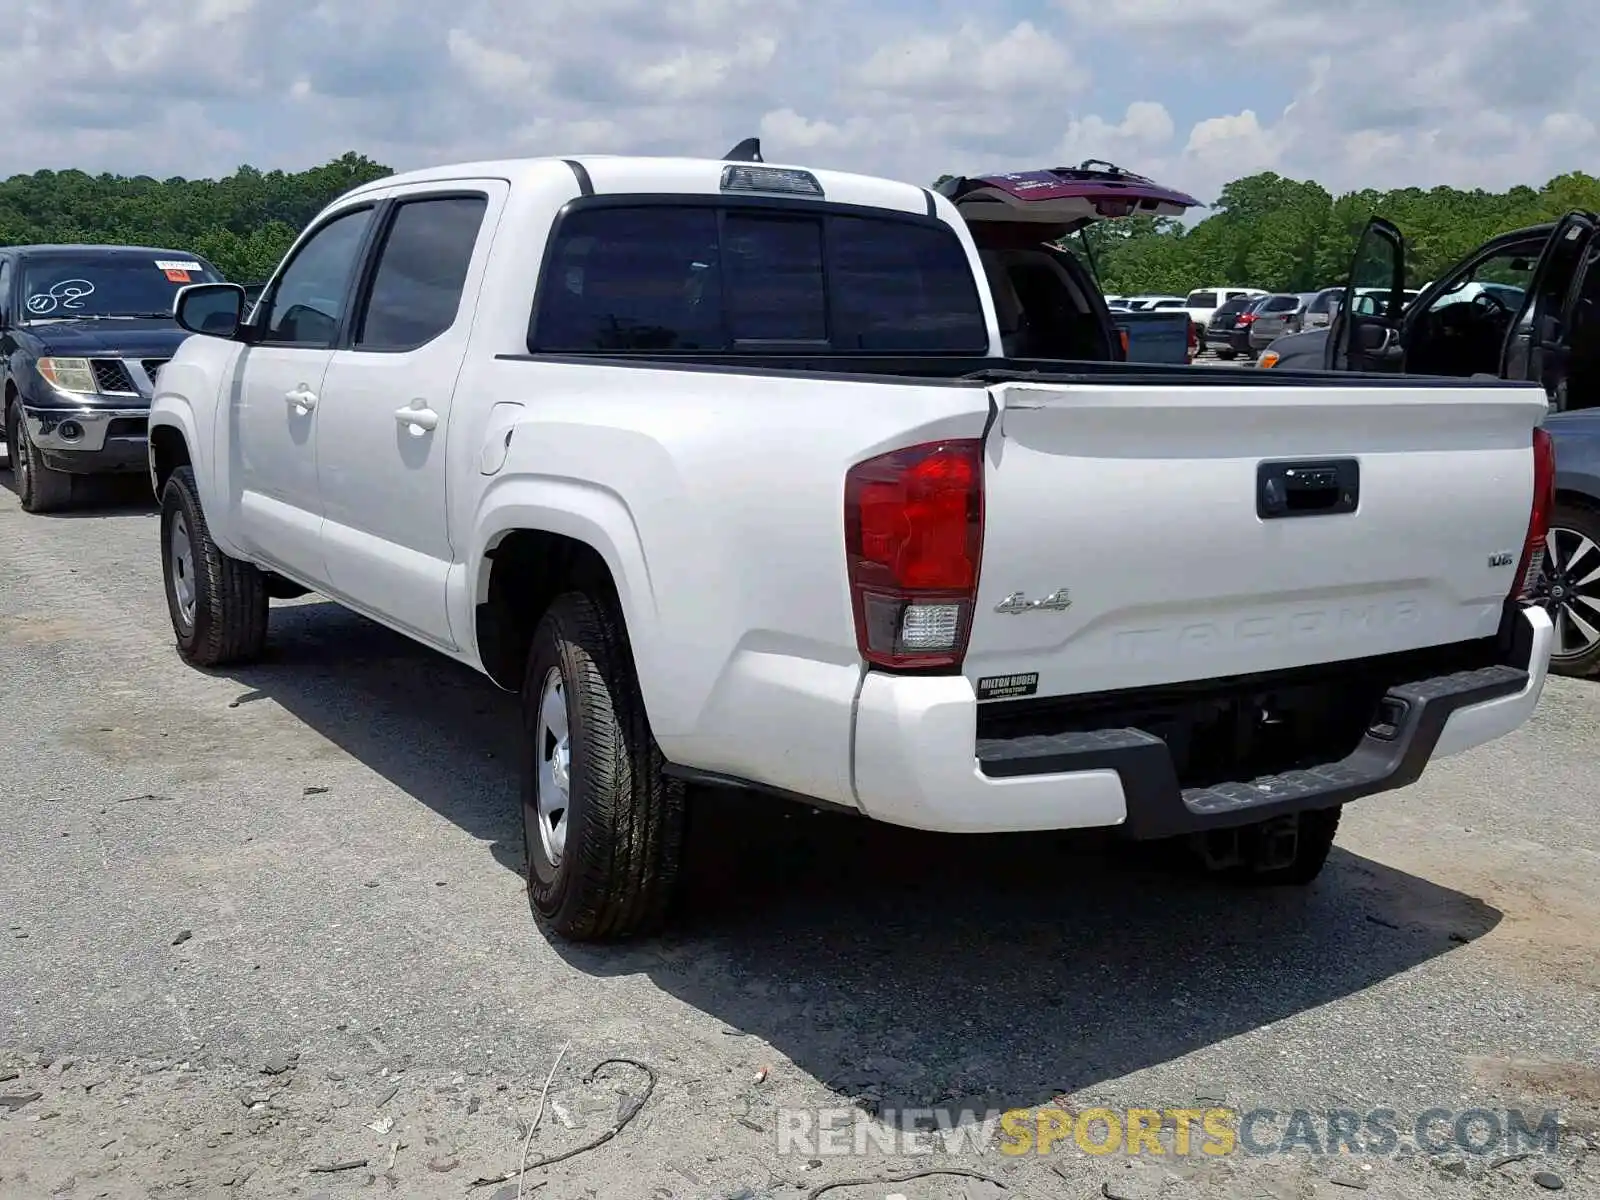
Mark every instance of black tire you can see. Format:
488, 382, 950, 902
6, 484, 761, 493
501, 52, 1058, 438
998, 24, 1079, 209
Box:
1216, 349, 1237, 361
159, 464, 268, 667
7, 401, 74, 513
521, 590, 685, 941
1539, 501, 1600, 678
1189, 806, 1342, 886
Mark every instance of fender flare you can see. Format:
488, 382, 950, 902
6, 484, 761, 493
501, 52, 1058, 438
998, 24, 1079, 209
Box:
469, 475, 664, 701
146, 405, 248, 560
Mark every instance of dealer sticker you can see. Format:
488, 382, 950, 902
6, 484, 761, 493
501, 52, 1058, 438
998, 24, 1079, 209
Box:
155, 259, 202, 271
976, 672, 1040, 701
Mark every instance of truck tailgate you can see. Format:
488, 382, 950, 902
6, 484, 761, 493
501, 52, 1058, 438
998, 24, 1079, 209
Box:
966, 379, 1548, 699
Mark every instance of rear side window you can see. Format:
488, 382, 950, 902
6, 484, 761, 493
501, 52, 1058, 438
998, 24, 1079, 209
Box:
531, 204, 988, 354
356, 195, 488, 351
1185, 290, 1217, 307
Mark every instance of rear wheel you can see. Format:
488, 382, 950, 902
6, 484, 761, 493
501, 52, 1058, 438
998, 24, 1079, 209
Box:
160, 465, 269, 666
7, 403, 74, 513
1535, 502, 1600, 677
1216, 348, 1237, 361
521, 591, 686, 941
1190, 806, 1342, 886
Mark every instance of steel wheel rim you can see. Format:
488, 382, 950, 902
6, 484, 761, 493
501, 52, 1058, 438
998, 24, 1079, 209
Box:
1537, 524, 1600, 660
169, 512, 197, 631
533, 666, 571, 866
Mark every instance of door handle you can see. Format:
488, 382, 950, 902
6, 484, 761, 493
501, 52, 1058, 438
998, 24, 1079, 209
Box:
284, 386, 317, 413
395, 401, 439, 435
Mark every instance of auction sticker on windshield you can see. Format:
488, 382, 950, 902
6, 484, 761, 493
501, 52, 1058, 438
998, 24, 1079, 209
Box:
156, 258, 201, 282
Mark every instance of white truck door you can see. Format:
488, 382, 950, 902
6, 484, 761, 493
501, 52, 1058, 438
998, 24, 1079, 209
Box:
313, 182, 505, 649
230, 202, 380, 582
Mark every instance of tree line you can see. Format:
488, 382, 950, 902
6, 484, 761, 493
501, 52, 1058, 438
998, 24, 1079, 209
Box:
1073, 170, 1600, 296
3, 152, 1598, 294
0, 152, 393, 282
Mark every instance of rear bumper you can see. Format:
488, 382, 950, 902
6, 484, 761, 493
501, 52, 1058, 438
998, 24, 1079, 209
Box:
851, 605, 1551, 837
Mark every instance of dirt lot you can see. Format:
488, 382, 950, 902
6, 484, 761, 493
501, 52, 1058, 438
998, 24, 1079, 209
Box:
3, 477, 1599, 1200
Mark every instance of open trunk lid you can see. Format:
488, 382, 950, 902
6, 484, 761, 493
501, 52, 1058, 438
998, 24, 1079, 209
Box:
938, 161, 1202, 236
964, 378, 1547, 699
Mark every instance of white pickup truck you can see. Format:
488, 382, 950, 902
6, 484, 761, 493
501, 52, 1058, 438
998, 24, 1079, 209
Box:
149, 146, 1556, 941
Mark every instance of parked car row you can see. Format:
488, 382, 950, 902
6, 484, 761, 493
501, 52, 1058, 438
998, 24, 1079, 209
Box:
0, 146, 1558, 943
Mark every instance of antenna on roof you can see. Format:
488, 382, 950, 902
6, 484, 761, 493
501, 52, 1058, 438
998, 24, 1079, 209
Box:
724, 138, 763, 163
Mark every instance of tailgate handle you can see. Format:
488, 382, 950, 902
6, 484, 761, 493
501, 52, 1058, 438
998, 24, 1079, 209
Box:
1257, 459, 1359, 519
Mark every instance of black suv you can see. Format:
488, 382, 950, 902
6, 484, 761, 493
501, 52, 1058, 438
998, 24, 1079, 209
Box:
1206, 294, 1260, 360
1, 243, 225, 512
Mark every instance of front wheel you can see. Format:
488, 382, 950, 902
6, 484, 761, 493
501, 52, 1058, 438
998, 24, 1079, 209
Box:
160, 465, 269, 666
7, 403, 74, 513
1535, 502, 1600, 677
522, 591, 685, 941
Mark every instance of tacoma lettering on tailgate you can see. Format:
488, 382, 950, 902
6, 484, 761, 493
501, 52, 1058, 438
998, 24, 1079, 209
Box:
1112, 599, 1424, 661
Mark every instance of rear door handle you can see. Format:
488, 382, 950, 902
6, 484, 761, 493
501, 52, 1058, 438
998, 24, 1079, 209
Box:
284, 386, 317, 413
395, 401, 439, 435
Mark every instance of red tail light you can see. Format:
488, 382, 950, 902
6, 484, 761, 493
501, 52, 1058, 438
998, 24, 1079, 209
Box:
1187, 318, 1197, 350
844, 439, 984, 670
1513, 426, 1555, 602
1237, 312, 1257, 326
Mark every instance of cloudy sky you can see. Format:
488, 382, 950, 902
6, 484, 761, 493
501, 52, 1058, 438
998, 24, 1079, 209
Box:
4, 0, 1596, 206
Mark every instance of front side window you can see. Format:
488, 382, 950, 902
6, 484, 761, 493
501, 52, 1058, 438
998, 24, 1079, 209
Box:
19, 253, 223, 322
356, 195, 488, 351
531, 203, 988, 354
257, 206, 376, 346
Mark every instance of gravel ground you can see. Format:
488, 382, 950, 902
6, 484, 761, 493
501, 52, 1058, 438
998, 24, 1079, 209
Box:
2, 473, 1598, 1200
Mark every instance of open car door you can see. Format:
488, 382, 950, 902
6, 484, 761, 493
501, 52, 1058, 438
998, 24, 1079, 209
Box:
1500, 210, 1598, 409
1327, 217, 1406, 372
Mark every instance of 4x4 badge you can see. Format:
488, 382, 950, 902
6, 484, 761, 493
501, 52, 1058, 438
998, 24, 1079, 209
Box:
995, 589, 1072, 614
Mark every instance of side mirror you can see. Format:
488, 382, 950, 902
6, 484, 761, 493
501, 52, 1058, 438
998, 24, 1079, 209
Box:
175, 282, 246, 338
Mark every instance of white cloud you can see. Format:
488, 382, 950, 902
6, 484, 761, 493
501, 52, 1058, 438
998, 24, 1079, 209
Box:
1052, 0, 1600, 201
0, 0, 1592, 214
852, 21, 1083, 98
446, 29, 539, 92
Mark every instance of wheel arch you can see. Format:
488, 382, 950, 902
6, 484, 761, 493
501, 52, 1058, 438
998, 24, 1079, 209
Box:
470, 481, 659, 701
149, 420, 193, 496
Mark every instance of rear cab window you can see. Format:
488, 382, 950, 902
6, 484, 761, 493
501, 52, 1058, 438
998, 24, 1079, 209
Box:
530, 202, 989, 354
